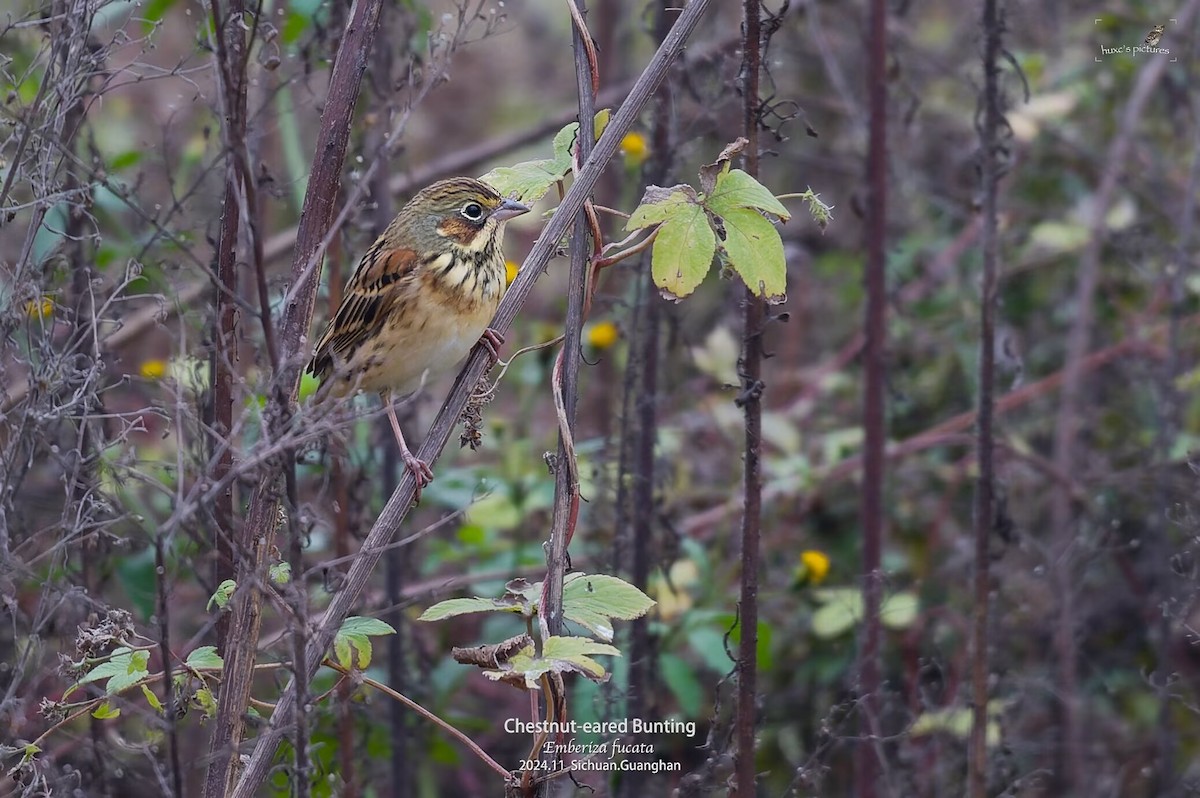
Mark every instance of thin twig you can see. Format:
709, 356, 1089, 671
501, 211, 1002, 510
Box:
734, 1, 764, 796
968, 0, 1004, 792
322, 658, 511, 780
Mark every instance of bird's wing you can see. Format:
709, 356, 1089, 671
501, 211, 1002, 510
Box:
308, 241, 425, 379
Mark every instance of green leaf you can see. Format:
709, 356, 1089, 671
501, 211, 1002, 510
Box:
281, 10, 310, 45
659, 653, 704, 717
208, 579, 236, 611
811, 588, 862, 639
722, 619, 775, 673
339, 616, 397, 637
116, 548, 157, 620
686, 626, 734, 674
910, 702, 1003, 746
194, 687, 217, 718
269, 561, 291, 585
69, 648, 151, 698
626, 185, 699, 230
185, 645, 224, 670
481, 114, 609, 205
551, 122, 581, 164
333, 616, 396, 670
652, 203, 717, 300
562, 574, 656, 643
706, 169, 791, 220
811, 589, 921, 638
108, 150, 143, 172
418, 597, 523, 622
718, 207, 786, 301
466, 490, 522, 531
881, 592, 920, 630
592, 108, 611, 141
484, 636, 620, 689
141, 683, 164, 712
480, 160, 566, 206
140, 0, 176, 34
92, 701, 120, 720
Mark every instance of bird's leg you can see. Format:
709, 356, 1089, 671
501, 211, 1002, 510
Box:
477, 327, 505, 366
385, 397, 434, 499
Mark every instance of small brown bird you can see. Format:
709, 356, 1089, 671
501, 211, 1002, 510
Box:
309, 177, 529, 495
1144, 24, 1164, 47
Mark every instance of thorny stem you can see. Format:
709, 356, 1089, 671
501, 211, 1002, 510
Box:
205, 0, 246, 656
734, 1, 764, 795
969, 0, 1004, 793
858, 0, 890, 792
540, 0, 602, 650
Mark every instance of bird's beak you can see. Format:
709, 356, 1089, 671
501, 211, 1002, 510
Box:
491, 197, 531, 223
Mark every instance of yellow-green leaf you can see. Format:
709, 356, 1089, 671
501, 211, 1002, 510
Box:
333, 615, 396, 670
562, 574, 655, 642
483, 636, 620, 689
208, 579, 236, 611
718, 207, 786, 301
480, 160, 565, 205
593, 108, 611, 141
269, 561, 291, 585
706, 169, 791, 220
652, 204, 716, 300
194, 687, 217, 718
185, 645, 224, 670
141, 683, 164, 712
626, 185, 699, 230
481, 112, 609, 205
92, 701, 120, 720
419, 596, 522, 622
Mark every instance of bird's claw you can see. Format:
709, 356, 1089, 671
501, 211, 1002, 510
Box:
403, 454, 434, 502
478, 327, 505, 366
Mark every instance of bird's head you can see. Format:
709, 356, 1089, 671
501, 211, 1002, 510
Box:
401, 177, 529, 255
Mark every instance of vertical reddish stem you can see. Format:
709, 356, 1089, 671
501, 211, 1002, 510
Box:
859, 0, 889, 792
969, 0, 1002, 793
734, 1, 762, 796
209, 0, 244, 654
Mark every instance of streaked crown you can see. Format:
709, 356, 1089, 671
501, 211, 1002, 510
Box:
394, 177, 528, 251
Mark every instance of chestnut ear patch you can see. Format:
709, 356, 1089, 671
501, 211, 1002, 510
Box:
437, 217, 481, 245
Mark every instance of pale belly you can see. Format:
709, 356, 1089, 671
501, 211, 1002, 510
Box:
349, 295, 499, 397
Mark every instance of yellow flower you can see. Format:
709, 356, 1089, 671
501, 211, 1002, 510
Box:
798, 549, 830, 585
25, 297, 54, 319
586, 320, 619, 350
505, 259, 519, 286
620, 131, 649, 167
139, 359, 168, 380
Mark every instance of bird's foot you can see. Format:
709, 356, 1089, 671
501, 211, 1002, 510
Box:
402, 452, 434, 502
478, 327, 505, 366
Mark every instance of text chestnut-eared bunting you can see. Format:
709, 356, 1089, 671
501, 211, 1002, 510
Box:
309, 177, 530, 496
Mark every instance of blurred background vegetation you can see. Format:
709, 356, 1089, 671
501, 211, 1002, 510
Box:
2, 0, 1200, 796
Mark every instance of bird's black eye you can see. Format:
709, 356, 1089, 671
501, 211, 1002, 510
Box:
461, 202, 484, 221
